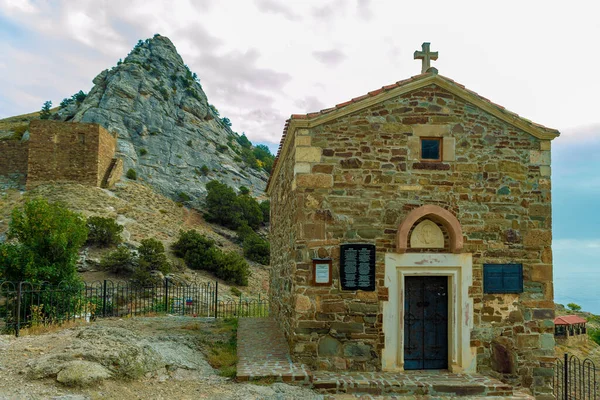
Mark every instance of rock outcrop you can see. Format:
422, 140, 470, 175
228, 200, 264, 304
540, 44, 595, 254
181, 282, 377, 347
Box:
57, 35, 268, 201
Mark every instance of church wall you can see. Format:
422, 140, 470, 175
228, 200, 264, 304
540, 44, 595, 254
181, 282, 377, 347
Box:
97, 125, 118, 187
281, 84, 554, 395
269, 130, 299, 347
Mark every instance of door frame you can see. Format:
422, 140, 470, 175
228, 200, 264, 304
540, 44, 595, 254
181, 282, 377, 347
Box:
382, 252, 475, 373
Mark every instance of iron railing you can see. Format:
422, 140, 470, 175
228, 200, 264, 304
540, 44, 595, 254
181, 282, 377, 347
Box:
0, 279, 269, 336
554, 353, 598, 400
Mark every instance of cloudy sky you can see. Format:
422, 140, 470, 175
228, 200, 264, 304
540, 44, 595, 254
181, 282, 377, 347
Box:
1, 0, 599, 311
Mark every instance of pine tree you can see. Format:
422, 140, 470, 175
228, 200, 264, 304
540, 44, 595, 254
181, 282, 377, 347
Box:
39, 100, 52, 120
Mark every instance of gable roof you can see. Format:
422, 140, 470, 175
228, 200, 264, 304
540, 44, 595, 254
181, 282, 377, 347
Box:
266, 71, 560, 194
554, 315, 587, 325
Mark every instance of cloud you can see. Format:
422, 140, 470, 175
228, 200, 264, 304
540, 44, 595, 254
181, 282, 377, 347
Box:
0, 0, 37, 13
356, 0, 372, 20
254, 0, 301, 21
554, 239, 600, 251
294, 96, 326, 113
557, 124, 600, 144
312, 48, 346, 66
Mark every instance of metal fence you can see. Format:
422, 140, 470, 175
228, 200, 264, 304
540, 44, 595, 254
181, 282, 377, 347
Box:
0, 279, 269, 336
554, 353, 598, 400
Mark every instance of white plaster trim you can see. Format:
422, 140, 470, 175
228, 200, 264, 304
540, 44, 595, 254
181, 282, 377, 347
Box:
382, 252, 475, 373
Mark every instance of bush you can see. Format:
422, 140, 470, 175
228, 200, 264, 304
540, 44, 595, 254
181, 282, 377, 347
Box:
230, 287, 242, 297
0, 199, 87, 284
216, 144, 228, 153
567, 303, 582, 311
242, 233, 270, 265
100, 246, 136, 274
86, 216, 123, 247
126, 169, 137, 180
139, 148, 147, 156
260, 200, 270, 224
237, 194, 263, 230
138, 238, 171, 274
589, 328, 600, 346
172, 230, 249, 285
204, 181, 242, 229
236, 133, 252, 149
178, 192, 191, 202
200, 165, 209, 175
187, 140, 193, 147
214, 251, 249, 286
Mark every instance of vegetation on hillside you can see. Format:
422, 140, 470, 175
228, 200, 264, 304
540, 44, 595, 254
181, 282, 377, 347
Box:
172, 230, 250, 285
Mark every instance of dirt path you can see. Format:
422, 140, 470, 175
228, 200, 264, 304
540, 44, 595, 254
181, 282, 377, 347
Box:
0, 317, 322, 400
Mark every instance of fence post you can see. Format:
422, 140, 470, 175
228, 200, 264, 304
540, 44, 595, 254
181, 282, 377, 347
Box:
214, 281, 218, 319
563, 353, 568, 400
164, 278, 169, 313
102, 280, 107, 317
15, 283, 22, 338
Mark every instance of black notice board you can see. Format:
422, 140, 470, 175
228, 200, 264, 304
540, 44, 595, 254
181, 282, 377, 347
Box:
340, 244, 376, 291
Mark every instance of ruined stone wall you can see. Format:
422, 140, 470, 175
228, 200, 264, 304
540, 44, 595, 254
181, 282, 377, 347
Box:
280, 84, 554, 395
269, 135, 298, 345
26, 120, 116, 189
0, 140, 29, 187
97, 125, 117, 187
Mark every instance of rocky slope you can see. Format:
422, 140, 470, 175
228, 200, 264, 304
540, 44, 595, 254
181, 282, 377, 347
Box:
56, 34, 268, 201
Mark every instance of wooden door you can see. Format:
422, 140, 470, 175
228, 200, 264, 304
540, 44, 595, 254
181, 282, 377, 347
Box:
404, 276, 448, 369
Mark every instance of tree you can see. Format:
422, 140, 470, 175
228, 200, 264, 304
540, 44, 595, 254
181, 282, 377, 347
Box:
204, 180, 242, 229
0, 199, 87, 284
86, 216, 123, 247
236, 133, 252, 149
221, 117, 232, 128
237, 194, 263, 230
137, 238, 171, 274
567, 303, 582, 311
39, 101, 52, 120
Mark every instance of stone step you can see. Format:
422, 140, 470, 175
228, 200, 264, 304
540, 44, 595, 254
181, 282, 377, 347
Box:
311, 371, 523, 398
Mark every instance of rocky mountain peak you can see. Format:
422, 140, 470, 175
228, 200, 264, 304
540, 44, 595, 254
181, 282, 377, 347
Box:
56, 34, 268, 203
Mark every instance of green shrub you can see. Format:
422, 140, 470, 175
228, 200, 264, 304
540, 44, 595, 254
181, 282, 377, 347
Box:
139, 148, 148, 156
86, 216, 123, 247
178, 192, 191, 202
187, 140, 193, 147
567, 303, 582, 311
200, 165, 209, 175
230, 287, 242, 297
216, 144, 228, 153
0, 199, 87, 284
238, 186, 250, 195
260, 200, 270, 224
204, 181, 263, 230
589, 328, 600, 346
100, 246, 136, 274
242, 233, 270, 265
126, 169, 137, 180
236, 133, 252, 149
221, 117, 232, 127
237, 194, 263, 230
172, 230, 249, 285
138, 238, 171, 274
39, 101, 52, 120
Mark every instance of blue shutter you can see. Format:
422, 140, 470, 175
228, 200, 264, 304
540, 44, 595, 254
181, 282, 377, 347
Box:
484, 264, 523, 294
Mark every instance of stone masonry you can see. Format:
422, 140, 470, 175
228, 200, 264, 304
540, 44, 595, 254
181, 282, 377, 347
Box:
267, 72, 559, 398
0, 119, 121, 190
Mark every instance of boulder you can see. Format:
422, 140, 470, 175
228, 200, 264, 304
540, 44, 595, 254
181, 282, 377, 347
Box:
56, 360, 111, 386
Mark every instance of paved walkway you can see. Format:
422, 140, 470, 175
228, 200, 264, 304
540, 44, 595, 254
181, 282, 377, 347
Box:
236, 319, 536, 398
236, 318, 311, 382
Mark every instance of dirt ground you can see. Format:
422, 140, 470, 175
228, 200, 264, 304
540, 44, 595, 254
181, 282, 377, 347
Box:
0, 316, 322, 400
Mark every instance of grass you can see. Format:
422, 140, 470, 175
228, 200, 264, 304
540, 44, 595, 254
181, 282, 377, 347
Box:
201, 318, 238, 378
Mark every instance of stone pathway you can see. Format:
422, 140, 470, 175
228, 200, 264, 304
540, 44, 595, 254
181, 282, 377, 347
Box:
236, 319, 536, 398
236, 318, 311, 382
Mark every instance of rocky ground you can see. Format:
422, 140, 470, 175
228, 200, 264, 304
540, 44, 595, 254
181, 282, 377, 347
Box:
0, 316, 322, 400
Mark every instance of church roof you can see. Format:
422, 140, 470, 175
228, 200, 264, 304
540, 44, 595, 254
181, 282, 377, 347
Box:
554, 315, 587, 325
267, 71, 560, 193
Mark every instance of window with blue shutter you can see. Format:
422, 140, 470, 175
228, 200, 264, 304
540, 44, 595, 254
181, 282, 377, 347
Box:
483, 264, 523, 294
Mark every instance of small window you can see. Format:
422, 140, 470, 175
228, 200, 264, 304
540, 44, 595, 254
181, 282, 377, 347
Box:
420, 138, 442, 161
483, 264, 523, 294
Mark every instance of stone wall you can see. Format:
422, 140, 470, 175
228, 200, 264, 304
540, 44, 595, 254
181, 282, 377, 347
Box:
270, 84, 554, 396
0, 140, 29, 187
26, 120, 117, 189
269, 133, 298, 345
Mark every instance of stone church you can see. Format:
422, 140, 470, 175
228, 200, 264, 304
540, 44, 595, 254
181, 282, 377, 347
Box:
267, 43, 558, 396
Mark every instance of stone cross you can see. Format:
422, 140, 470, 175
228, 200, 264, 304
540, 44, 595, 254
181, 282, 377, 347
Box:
414, 42, 438, 73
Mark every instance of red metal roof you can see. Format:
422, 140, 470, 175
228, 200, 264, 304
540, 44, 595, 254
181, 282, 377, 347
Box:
554, 315, 587, 325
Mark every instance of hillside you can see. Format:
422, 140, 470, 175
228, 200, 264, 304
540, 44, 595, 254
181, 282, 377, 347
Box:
0, 34, 270, 203
0, 183, 268, 299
